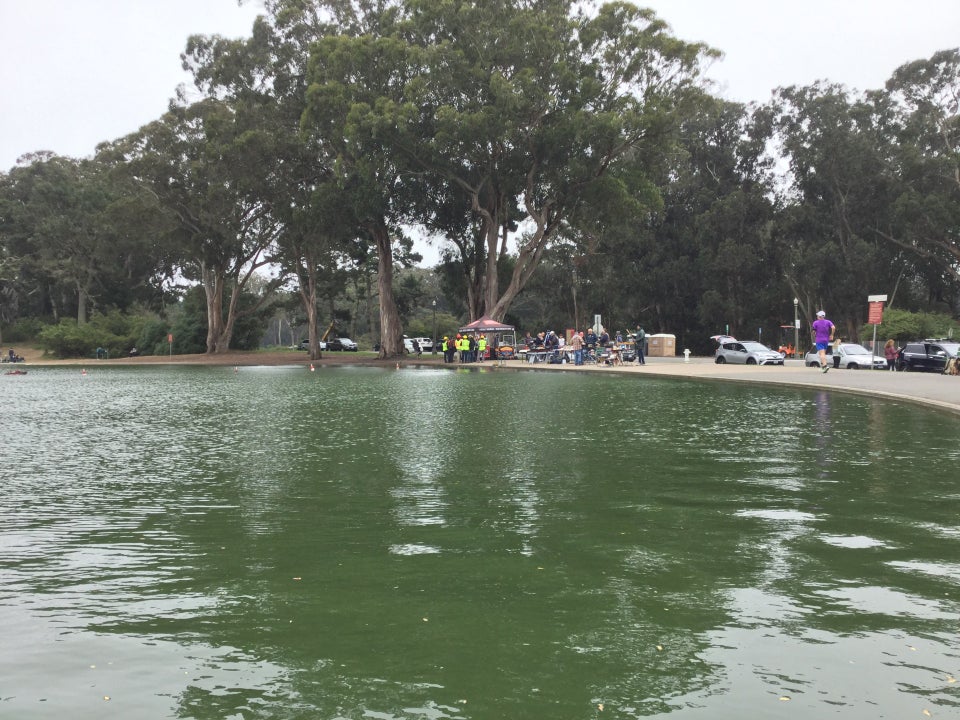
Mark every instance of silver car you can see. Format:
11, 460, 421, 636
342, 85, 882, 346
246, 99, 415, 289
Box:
804, 343, 885, 370
714, 337, 785, 365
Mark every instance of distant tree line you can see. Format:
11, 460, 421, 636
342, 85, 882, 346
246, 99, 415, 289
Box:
1, 1, 957, 358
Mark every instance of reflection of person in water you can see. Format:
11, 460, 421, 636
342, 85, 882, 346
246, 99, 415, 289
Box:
813, 391, 834, 478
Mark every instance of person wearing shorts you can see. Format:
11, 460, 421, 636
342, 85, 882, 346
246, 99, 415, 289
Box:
812, 310, 835, 373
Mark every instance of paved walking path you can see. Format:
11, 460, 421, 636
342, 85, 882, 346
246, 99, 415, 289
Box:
423, 355, 960, 417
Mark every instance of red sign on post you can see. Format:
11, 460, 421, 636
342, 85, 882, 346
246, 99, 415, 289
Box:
868, 301, 884, 325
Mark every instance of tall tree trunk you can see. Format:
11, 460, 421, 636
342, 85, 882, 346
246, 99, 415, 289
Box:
371, 222, 403, 358
571, 279, 579, 332
202, 262, 225, 354
489, 225, 550, 321
351, 276, 362, 339
304, 286, 320, 359
295, 256, 322, 360
365, 270, 377, 349
76, 283, 88, 325
480, 220, 499, 319
214, 284, 240, 353
487, 196, 557, 321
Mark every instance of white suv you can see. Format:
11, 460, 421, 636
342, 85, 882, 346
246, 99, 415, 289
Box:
403, 336, 433, 353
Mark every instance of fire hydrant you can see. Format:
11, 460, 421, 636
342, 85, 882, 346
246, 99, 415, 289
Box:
683, 348, 691, 363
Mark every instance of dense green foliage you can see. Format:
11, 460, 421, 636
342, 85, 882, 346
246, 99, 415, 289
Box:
863, 308, 959, 344
0, 2, 957, 357
38, 311, 144, 359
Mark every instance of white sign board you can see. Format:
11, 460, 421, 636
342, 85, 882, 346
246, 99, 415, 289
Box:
867, 294, 888, 302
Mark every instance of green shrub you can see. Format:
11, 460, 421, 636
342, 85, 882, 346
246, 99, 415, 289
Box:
139, 318, 171, 356
35, 311, 149, 358
231, 292, 272, 350
89, 310, 143, 357
169, 288, 208, 354
863, 308, 958, 343
37, 320, 120, 358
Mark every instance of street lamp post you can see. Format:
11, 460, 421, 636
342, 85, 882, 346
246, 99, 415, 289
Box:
793, 298, 799, 361
432, 299, 437, 355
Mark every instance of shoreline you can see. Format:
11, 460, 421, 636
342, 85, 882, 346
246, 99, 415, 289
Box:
9, 348, 960, 417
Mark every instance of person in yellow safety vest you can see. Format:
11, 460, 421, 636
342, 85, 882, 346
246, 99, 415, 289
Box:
477, 335, 487, 361
456, 334, 466, 363
440, 336, 450, 363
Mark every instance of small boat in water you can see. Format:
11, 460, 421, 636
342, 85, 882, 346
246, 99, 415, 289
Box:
4, 369, 27, 375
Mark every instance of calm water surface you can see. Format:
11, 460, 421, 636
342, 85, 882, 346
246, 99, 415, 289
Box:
1, 365, 958, 719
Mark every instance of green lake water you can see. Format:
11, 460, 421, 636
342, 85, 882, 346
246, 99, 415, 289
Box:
1, 364, 958, 719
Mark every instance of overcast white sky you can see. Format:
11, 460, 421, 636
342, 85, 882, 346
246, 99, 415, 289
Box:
2, 0, 958, 173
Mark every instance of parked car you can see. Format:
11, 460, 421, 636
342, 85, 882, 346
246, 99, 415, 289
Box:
403, 336, 433, 354
323, 337, 358, 352
804, 343, 886, 370
300, 336, 357, 351
898, 340, 960, 372
298, 338, 334, 351
713, 336, 785, 365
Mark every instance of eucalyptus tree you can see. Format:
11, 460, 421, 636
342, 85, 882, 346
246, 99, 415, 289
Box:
111, 96, 285, 353
182, 7, 335, 358
0, 160, 41, 327
569, 94, 777, 349
184, 2, 417, 358
0, 234, 22, 342
279, 181, 362, 358
0, 153, 162, 325
879, 48, 960, 288
680, 99, 778, 343
300, 0, 424, 357
349, 0, 717, 322
0, 155, 100, 323
770, 83, 905, 340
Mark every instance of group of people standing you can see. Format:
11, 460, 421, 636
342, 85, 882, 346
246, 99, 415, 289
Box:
439, 334, 488, 363
537, 325, 647, 366
435, 324, 649, 367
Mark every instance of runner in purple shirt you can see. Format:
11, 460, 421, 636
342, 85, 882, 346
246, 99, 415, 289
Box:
811, 310, 835, 373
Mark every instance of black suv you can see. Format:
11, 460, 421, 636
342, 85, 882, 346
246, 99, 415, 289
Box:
898, 340, 960, 372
